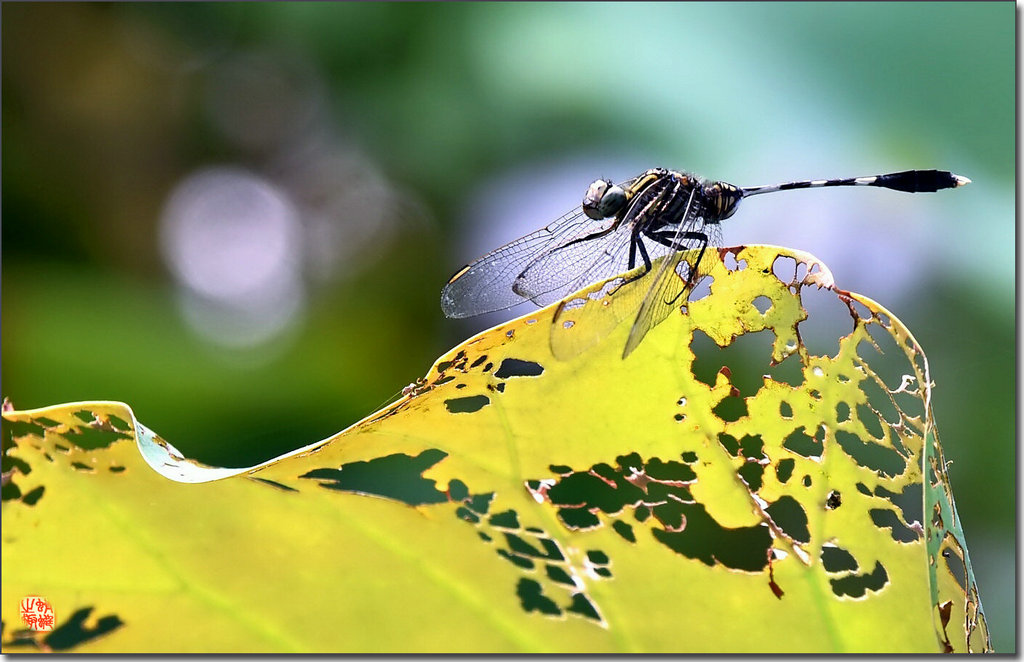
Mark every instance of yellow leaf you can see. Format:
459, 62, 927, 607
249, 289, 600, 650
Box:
1, 245, 990, 653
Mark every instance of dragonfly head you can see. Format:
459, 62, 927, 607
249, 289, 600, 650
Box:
582, 179, 628, 220
705, 181, 743, 221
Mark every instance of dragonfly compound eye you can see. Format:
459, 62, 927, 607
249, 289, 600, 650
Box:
583, 179, 625, 220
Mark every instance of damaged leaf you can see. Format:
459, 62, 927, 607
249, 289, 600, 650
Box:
1, 245, 989, 653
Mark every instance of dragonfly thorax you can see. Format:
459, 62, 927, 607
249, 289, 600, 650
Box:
582, 179, 628, 220
703, 180, 743, 222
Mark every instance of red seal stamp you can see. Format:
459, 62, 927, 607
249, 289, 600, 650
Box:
19, 596, 55, 632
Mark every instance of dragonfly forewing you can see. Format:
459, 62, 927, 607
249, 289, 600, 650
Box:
441, 207, 618, 318
549, 265, 650, 360
512, 218, 639, 306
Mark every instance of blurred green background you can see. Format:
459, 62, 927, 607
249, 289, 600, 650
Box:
2, 2, 1013, 651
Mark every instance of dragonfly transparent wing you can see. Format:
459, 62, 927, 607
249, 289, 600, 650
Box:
549, 264, 650, 360
511, 219, 647, 307
440, 206, 619, 318
623, 193, 721, 358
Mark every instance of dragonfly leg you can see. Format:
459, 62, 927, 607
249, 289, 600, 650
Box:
619, 232, 654, 286
634, 234, 654, 273
685, 239, 708, 289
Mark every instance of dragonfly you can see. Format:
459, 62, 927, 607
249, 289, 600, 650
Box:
441, 168, 969, 359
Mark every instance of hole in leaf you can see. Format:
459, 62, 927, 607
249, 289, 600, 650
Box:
797, 286, 853, 360
752, 295, 772, 315
44, 607, 124, 651
766, 353, 805, 388
835, 430, 906, 477
765, 495, 810, 543
829, 561, 889, 598
444, 395, 490, 414
489, 510, 520, 529
776, 458, 795, 483
738, 435, 765, 460
942, 546, 968, 591
567, 593, 601, 621
516, 578, 561, 616
779, 401, 793, 418
687, 274, 713, 302
738, 461, 764, 491
821, 544, 858, 573
870, 508, 919, 543
558, 507, 600, 530
447, 479, 469, 501
693, 330, 776, 396
6, 419, 46, 441
652, 502, 771, 571
66, 425, 131, 450
504, 532, 549, 558
494, 358, 544, 379
547, 470, 642, 515
21, 485, 44, 505
612, 520, 636, 542
456, 506, 480, 523
546, 564, 576, 586
875, 483, 922, 531
854, 403, 885, 440
645, 481, 694, 506
718, 433, 740, 456
713, 396, 747, 422
772, 255, 798, 284
645, 458, 697, 482
2, 452, 32, 480
466, 492, 494, 515
300, 449, 449, 505
500, 550, 535, 569
2, 481, 22, 501
783, 427, 820, 458
651, 500, 686, 531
